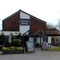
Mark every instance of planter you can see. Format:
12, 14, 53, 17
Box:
2, 50, 24, 54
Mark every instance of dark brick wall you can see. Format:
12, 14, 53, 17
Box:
2, 11, 20, 31
30, 16, 46, 34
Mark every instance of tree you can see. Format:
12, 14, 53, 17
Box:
46, 23, 58, 31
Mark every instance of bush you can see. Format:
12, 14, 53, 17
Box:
12, 39, 21, 46
1, 32, 4, 36
13, 39, 19, 43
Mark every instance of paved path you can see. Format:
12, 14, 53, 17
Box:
0, 51, 60, 60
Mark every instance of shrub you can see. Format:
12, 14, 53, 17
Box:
13, 39, 19, 44
2, 46, 24, 51
12, 38, 21, 46
1, 32, 5, 36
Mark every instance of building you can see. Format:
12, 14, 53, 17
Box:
2, 10, 46, 34
0, 10, 46, 48
46, 30, 60, 44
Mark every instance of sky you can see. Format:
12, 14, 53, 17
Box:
0, 0, 60, 30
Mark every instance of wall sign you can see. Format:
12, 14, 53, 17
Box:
26, 41, 35, 52
20, 19, 30, 25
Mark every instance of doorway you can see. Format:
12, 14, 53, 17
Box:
23, 36, 29, 47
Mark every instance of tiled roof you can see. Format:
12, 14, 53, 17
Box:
46, 30, 60, 36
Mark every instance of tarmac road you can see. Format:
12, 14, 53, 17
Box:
0, 51, 60, 60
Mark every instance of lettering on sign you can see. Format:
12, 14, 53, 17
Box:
20, 19, 30, 25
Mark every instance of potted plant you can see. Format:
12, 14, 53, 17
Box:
2, 46, 24, 54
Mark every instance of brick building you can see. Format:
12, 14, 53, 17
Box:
1, 10, 46, 47
2, 10, 46, 34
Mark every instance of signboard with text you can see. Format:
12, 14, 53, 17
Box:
20, 19, 30, 25
26, 41, 35, 52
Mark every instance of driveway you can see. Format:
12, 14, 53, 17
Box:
0, 51, 60, 60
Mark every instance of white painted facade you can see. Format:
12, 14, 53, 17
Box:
47, 36, 60, 43
41, 37, 43, 43
47, 36, 51, 43
0, 31, 19, 36
20, 26, 30, 34
37, 37, 40, 44
29, 37, 33, 42
20, 11, 30, 19
29, 37, 44, 44
20, 11, 30, 34
56, 36, 60, 42
36, 36, 51, 44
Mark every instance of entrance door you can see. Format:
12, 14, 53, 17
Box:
24, 36, 29, 47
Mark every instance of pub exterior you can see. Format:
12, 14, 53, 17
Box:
0, 10, 46, 51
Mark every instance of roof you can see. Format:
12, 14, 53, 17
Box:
3, 10, 20, 21
3, 9, 46, 23
23, 30, 44, 37
46, 30, 60, 36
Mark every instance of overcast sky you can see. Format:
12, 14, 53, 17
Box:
0, 0, 60, 30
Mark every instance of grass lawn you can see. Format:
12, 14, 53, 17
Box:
49, 47, 60, 51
